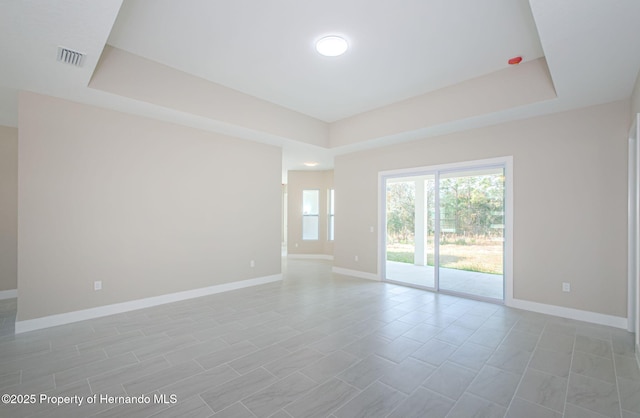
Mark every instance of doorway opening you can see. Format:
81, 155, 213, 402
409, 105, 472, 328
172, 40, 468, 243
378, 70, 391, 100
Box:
381, 158, 512, 303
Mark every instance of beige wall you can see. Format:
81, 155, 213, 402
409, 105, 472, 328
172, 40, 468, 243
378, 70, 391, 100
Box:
334, 100, 630, 318
330, 58, 555, 147
17, 92, 282, 321
632, 68, 640, 118
91, 46, 329, 148
287, 170, 334, 256
0, 126, 18, 292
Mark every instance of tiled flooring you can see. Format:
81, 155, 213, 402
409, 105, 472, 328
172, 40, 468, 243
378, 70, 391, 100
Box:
0, 296, 16, 338
0, 259, 639, 418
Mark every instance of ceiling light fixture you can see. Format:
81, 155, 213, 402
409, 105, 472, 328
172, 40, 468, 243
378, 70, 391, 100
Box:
315, 36, 348, 57
304, 162, 319, 167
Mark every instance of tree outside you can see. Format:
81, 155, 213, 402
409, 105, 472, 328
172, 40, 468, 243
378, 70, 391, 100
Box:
386, 172, 504, 275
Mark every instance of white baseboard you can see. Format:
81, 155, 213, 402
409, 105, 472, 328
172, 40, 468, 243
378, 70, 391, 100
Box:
287, 254, 334, 260
0, 289, 17, 300
508, 298, 628, 329
15, 274, 282, 334
332, 267, 380, 281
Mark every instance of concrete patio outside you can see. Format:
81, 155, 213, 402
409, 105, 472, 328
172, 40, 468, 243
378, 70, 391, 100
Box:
385, 260, 503, 300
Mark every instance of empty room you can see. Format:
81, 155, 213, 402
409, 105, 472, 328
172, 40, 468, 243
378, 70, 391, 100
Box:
1, 0, 640, 417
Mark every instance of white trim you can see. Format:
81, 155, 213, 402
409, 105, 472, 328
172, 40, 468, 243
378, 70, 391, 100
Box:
378, 173, 385, 284
629, 118, 637, 333
15, 274, 282, 334
508, 298, 628, 329
503, 157, 514, 306
287, 254, 334, 260
378, 156, 513, 179
332, 267, 380, 281
631, 113, 640, 344
0, 289, 17, 300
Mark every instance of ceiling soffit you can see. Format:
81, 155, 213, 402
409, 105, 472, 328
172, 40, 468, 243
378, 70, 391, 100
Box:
90, 47, 555, 150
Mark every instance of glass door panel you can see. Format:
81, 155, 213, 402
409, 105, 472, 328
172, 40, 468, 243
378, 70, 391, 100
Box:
438, 168, 505, 300
385, 175, 435, 289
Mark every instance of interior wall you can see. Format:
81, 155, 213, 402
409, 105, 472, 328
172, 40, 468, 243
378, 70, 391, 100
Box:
334, 100, 630, 318
0, 125, 18, 293
287, 170, 334, 256
329, 58, 556, 147
91, 46, 329, 148
630, 69, 640, 358
17, 92, 282, 321
632, 68, 640, 117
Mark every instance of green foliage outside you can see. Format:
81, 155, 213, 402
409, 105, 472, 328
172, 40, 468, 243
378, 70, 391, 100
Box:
386, 181, 416, 244
386, 172, 504, 275
386, 251, 415, 264
387, 245, 503, 275
439, 174, 504, 238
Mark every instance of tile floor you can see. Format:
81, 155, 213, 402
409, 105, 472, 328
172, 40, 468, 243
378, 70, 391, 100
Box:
0, 296, 16, 338
0, 258, 639, 418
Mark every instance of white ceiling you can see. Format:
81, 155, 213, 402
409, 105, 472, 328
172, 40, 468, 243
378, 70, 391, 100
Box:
107, 0, 544, 123
1, 0, 639, 180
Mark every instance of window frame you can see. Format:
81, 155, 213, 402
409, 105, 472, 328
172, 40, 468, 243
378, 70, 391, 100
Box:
328, 188, 335, 241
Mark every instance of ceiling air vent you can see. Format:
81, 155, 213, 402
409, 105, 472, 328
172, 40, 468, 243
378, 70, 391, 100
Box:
57, 47, 85, 67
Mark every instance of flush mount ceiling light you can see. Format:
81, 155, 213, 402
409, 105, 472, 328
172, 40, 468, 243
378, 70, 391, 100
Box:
304, 162, 319, 167
315, 36, 348, 57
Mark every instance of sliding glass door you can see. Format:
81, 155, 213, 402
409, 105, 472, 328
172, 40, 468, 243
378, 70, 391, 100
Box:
438, 168, 504, 300
385, 175, 436, 289
383, 162, 506, 302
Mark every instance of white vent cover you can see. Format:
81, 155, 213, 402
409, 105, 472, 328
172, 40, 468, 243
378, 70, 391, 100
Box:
57, 47, 85, 67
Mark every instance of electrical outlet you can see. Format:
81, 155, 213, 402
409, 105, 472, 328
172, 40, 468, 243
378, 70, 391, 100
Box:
562, 282, 570, 292
370, 226, 374, 233
354, 255, 359, 262
94, 281, 102, 291
250, 260, 255, 268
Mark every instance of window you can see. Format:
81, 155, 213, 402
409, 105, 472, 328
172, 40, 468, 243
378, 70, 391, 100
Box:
302, 189, 319, 240
328, 189, 335, 241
